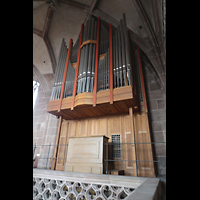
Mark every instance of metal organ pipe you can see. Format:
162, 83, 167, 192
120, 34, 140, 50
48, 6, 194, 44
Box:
120, 19, 127, 86
112, 30, 116, 89
82, 18, 91, 93
117, 25, 122, 87
115, 30, 119, 88
77, 16, 97, 94
123, 13, 132, 87
90, 20, 97, 92
86, 17, 94, 92
50, 39, 68, 101
78, 20, 87, 94
50, 14, 134, 103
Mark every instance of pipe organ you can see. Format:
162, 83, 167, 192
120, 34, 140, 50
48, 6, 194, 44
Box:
47, 14, 139, 117
47, 14, 156, 177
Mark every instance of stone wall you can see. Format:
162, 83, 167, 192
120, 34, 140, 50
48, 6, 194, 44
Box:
33, 72, 59, 168
143, 60, 166, 180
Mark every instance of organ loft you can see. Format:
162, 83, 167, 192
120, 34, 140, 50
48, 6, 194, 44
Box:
46, 14, 155, 177
33, 1, 166, 199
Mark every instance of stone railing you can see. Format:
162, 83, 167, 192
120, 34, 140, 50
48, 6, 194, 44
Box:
33, 169, 161, 200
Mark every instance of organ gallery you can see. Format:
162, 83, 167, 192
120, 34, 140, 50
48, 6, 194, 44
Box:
46, 14, 155, 177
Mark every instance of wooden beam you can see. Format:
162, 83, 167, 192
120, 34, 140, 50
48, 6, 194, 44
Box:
58, 39, 73, 112
71, 24, 84, 110
51, 115, 63, 170
93, 17, 100, 107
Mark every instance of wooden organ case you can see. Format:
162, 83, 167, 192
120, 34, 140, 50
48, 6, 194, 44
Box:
47, 14, 155, 177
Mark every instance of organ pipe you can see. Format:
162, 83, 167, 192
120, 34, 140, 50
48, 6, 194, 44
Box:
50, 14, 134, 101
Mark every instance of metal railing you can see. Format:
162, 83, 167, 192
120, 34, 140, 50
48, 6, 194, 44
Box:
104, 141, 166, 176
33, 143, 68, 170
33, 141, 166, 176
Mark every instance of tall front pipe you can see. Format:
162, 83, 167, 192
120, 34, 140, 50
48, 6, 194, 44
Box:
78, 22, 87, 94
81, 19, 90, 93
90, 20, 97, 92
58, 38, 73, 112
86, 17, 94, 92
109, 24, 113, 103
112, 33, 116, 89
123, 13, 132, 86
93, 17, 100, 107
120, 19, 127, 86
116, 31, 119, 88
50, 39, 65, 100
117, 25, 123, 87
57, 43, 68, 99
71, 24, 84, 110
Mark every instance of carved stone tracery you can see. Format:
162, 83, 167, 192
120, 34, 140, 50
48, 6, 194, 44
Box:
33, 177, 135, 200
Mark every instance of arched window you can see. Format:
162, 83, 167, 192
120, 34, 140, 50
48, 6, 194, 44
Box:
33, 80, 40, 109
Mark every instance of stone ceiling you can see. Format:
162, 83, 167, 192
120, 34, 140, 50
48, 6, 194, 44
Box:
33, 0, 166, 92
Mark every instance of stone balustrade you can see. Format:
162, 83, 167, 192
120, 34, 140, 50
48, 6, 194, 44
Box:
33, 169, 161, 200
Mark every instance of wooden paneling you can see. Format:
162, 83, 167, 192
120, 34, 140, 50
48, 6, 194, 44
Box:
133, 113, 155, 177
74, 92, 93, 107
67, 121, 76, 143
51, 110, 155, 177
47, 85, 136, 120
113, 86, 133, 101
87, 119, 95, 136
123, 116, 134, 171
98, 118, 107, 136
46, 99, 59, 112
96, 90, 110, 104
65, 136, 108, 174
55, 120, 68, 171
61, 97, 73, 109
108, 116, 121, 136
